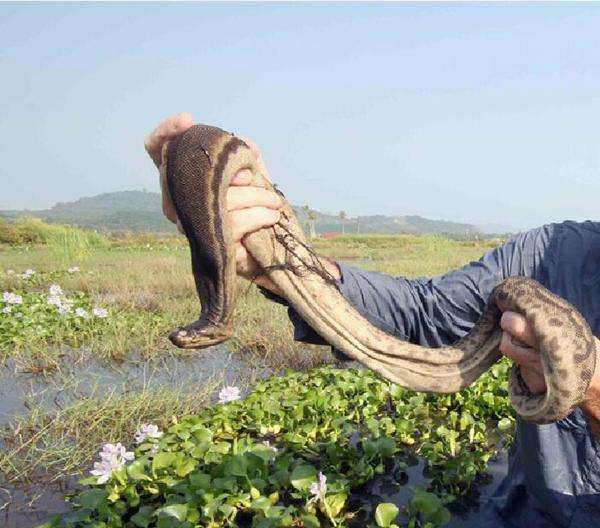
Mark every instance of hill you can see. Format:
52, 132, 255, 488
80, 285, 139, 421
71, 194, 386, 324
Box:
0, 190, 490, 236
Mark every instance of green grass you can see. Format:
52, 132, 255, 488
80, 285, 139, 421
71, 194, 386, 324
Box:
0, 230, 499, 368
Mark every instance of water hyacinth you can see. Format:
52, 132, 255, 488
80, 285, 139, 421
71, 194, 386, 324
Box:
90, 442, 134, 485
134, 423, 163, 444
308, 472, 328, 504
75, 307, 90, 319
47, 295, 62, 307
92, 307, 108, 318
2, 306, 11, 314
49, 284, 63, 296
3, 292, 23, 305
67, 266, 80, 273
218, 386, 241, 404
5, 269, 15, 275
21, 269, 35, 279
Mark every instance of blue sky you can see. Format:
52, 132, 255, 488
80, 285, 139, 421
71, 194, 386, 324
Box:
1, 2, 599, 229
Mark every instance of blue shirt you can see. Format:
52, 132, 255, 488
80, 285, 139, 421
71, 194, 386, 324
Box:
287, 221, 600, 527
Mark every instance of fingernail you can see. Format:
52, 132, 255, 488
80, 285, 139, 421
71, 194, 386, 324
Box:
233, 169, 251, 184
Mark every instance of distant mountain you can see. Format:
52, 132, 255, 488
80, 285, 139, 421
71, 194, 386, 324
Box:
1, 190, 499, 236
1, 191, 174, 233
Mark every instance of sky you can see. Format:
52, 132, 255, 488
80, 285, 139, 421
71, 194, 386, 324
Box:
1, 2, 599, 230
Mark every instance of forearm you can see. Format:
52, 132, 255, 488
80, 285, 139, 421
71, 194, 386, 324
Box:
581, 340, 600, 440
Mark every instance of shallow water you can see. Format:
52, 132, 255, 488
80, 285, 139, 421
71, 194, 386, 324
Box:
0, 345, 251, 429
348, 450, 508, 527
0, 349, 509, 527
0, 346, 263, 527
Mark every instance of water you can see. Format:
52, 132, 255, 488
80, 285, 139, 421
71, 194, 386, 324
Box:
0, 350, 509, 527
0, 346, 262, 528
0, 346, 251, 429
347, 450, 508, 527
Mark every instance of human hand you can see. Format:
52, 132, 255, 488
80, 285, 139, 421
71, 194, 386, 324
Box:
499, 311, 547, 394
144, 113, 283, 292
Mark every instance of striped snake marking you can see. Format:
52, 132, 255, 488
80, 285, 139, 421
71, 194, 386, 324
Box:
162, 124, 597, 424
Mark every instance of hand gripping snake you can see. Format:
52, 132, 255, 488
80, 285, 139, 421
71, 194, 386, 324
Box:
161, 124, 597, 425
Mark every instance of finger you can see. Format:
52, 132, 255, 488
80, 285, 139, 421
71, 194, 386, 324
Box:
231, 168, 267, 187
227, 186, 282, 212
238, 135, 272, 183
500, 311, 537, 348
518, 366, 547, 394
235, 243, 256, 277
499, 332, 543, 369
230, 207, 280, 241
144, 113, 195, 167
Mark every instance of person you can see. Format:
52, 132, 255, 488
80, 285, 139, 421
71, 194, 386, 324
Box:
145, 114, 600, 527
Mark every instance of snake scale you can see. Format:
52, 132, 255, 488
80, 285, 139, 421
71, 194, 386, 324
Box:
161, 124, 597, 424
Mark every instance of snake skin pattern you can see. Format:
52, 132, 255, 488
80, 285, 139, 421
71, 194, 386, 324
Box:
162, 124, 597, 424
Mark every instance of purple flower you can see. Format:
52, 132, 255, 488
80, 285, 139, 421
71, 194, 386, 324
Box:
21, 269, 35, 279
90, 442, 134, 484
134, 424, 163, 444
3, 292, 23, 305
308, 472, 327, 504
75, 307, 90, 319
218, 386, 241, 404
49, 284, 63, 296
92, 307, 108, 318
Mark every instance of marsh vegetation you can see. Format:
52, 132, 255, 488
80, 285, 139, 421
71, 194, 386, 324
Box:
0, 220, 510, 527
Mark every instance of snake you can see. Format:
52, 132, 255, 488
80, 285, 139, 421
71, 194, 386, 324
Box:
161, 124, 597, 424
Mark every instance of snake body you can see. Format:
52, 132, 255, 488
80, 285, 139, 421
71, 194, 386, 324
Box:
163, 124, 597, 424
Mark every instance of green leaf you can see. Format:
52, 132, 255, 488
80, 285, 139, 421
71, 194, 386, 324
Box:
290, 464, 317, 492
375, 503, 400, 527
78, 489, 107, 509
498, 417, 513, 432
300, 514, 320, 528
127, 460, 152, 481
155, 503, 188, 521
322, 492, 347, 518
226, 455, 248, 477
131, 506, 154, 527
152, 452, 176, 472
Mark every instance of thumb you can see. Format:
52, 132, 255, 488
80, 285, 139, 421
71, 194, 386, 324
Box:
500, 311, 536, 348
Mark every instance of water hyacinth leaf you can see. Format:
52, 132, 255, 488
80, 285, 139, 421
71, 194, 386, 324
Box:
410, 486, 448, 520
226, 454, 248, 477
155, 503, 188, 521
130, 505, 154, 527
127, 460, 152, 481
322, 492, 347, 518
189, 472, 211, 490
124, 485, 141, 507
300, 514, 320, 528
377, 437, 396, 457
174, 456, 197, 477
290, 464, 317, 491
78, 489, 107, 509
375, 503, 400, 527
152, 452, 176, 472
498, 417, 513, 432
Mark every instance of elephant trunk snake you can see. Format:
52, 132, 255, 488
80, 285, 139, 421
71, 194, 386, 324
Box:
161, 124, 597, 425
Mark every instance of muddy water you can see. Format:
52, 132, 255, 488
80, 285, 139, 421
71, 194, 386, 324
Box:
0, 351, 508, 528
0, 346, 262, 528
0, 346, 254, 428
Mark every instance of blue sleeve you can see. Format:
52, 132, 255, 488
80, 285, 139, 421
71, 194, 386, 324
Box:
290, 226, 555, 348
